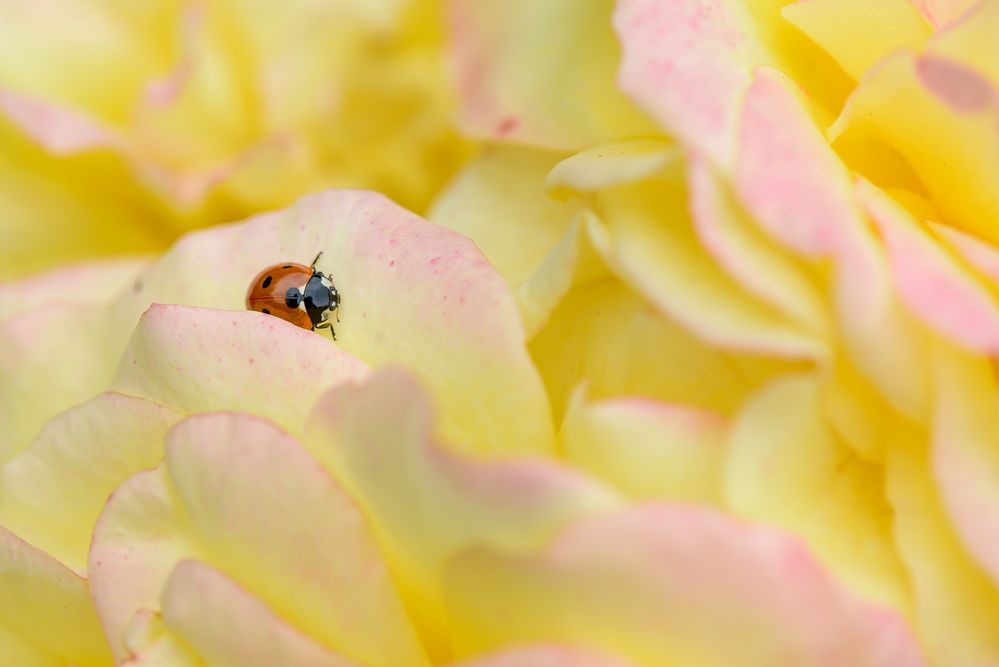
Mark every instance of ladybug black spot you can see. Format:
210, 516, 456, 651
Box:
262, 276, 272, 288
262, 308, 271, 315
283, 264, 293, 269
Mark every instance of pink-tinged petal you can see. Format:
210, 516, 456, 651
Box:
0, 305, 117, 464
914, 0, 980, 29
0, 393, 182, 572
158, 561, 360, 667
782, 0, 932, 81
443, 505, 927, 666
0, 90, 123, 154
887, 432, 999, 667
931, 223, 999, 287
0, 525, 113, 667
857, 180, 999, 354
447, 646, 634, 667
306, 368, 620, 655
109, 305, 368, 433
112, 190, 555, 455
561, 392, 726, 502
449, 0, 655, 149
931, 343, 999, 588
0, 257, 148, 321
588, 167, 825, 359
613, 0, 849, 163
734, 68, 864, 257
613, 0, 772, 163
724, 375, 911, 612
689, 155, 829, 334
90, 412, 425, 665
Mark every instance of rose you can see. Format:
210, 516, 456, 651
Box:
0, 188, 924, 667
0, 0, 469, 278
3, 1, 999, 667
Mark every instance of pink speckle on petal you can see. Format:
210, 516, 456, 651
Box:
496, 116, 519, 135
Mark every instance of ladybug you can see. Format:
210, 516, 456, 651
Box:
246, 252, 341, 338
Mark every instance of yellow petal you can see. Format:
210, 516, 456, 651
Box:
306, 368, 620, 660
529, 277, 798, 419
447, 646, 634, 667
0, 258, 147, 320
886, 429, 999, 666
0, 393, 182, 572
561, 391, 726, 502
450, 0, 656, 149
158, 561, 361, 667
429, 146, 575, 287
832, 49, 999, 246
589, 166, 824, 358
443, 505, 926, 666
724, 374, 911, 613
782, 0, 931, 81
90, 412, 424, 666
0, 525, 112, 667
0, 305, 117, 464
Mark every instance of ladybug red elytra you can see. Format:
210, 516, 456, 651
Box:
246, 252, 341, 338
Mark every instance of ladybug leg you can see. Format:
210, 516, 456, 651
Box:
316, 321, 337, 341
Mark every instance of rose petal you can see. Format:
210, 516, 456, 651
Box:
442, 505, 927, 666
0, 305, 117, 464
0, 392, 182, 572
0, 257, 148, 321
832, 47, 999, 247
305, 368, 620, 654
158, 561, 360, 667
886, 427, 999, 666
89, 412, 425, 665
428, 146, 576, 287
449, 0, 655, 149
544, 139, 677, 197
857, 179, 999, 354
560, 391, 726, 502
782, 0, 931, 81
689, 155, 829, 334
587, 164, 824, 358
735, 68, 865, 256
529, 276, 799, 419
447, 646, 634, 667
111, 190, 555, 455
109, 305, 369, 433
614, 0, 849, 163
0, 524, 112, 667
931, 343, 999, 588
724, 374, 911, 612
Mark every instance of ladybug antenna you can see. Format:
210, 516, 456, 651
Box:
310, 251, 323, 269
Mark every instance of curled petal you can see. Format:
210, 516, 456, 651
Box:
112, 190, 555, 455
89, 412, 424, 665
109, 305, 369, 433
0, 524, 112, 667
443, 505, 927, 666
0, 392, 182, 572
306, 368, 620, 650
560, 391, 726, 502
